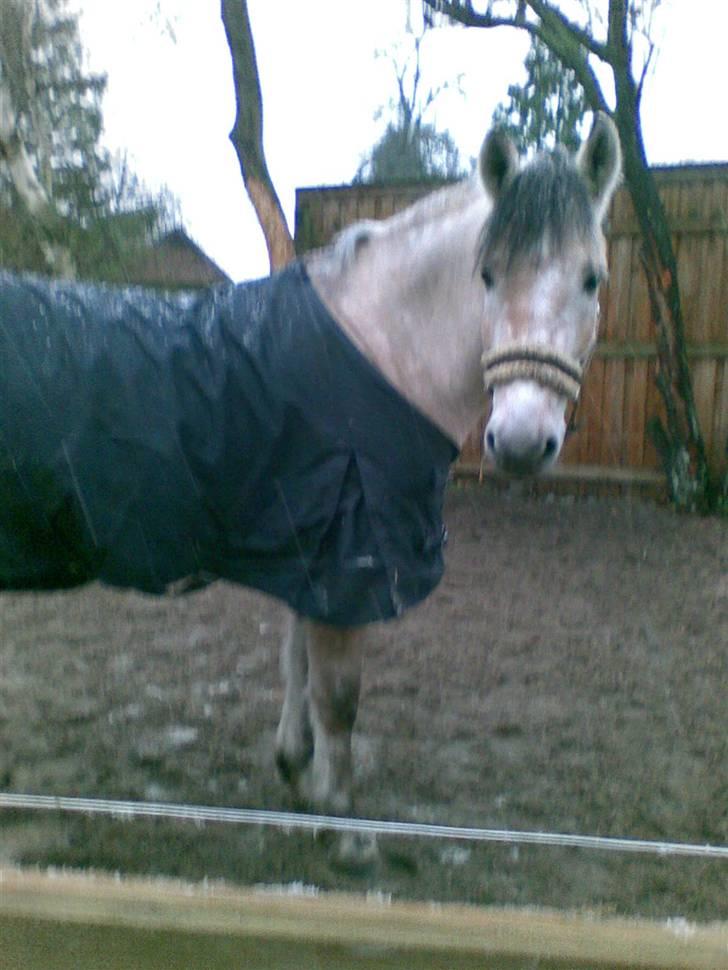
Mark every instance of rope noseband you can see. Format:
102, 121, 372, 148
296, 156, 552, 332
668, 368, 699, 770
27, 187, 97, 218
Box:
482, 343, 585, 402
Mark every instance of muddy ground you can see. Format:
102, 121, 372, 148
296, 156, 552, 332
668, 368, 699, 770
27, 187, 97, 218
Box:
1, 484, 726, 922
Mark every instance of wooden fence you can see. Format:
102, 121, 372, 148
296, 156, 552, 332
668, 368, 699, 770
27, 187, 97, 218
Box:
3, 868, 727, 969
295, 165, 728, 486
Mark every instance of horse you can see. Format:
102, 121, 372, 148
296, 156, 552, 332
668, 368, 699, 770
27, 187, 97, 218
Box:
275, 114, 620, 844
0, 113, 620, 864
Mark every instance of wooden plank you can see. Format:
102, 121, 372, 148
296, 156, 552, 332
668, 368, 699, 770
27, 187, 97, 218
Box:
609, 221, 728, 239
624, 237, 653, 341
594, 344, 728, 360
629, 237, 652, 343
375, 192, 396, 220
704, 178, 726, 234
313, 197, 328, 248
602, 236, 633, 343
691, 359, 718, 462
1, 868, 725, 970
294, 192, 325, 251
715, 234, 728, 344
573, 362, 594, 466
354, 193, 378, 223
624, 358, 649, 468
659, 181, 684, 224
675, 226, 693, 341
321, 197, 341, 241
643, 358, 665, 471
606, 183, 634, 235
711, 359, 728, 473
679, 178, 702, 224
675, 223, 724, 350
457, 462, 666, 487
559, 419, 582, 465
600, 355, 626, 467
569, 360, 602, 465
338, 195, 361, 230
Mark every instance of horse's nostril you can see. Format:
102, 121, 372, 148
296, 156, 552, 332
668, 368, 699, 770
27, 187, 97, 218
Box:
543, 436, 558, 458
485, 430, 496, 453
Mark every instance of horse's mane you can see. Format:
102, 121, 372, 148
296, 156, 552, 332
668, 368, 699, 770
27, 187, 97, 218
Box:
478, 149, 595, 269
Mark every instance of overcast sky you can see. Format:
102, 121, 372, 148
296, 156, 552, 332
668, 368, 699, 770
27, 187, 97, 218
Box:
75, 1, 728, 283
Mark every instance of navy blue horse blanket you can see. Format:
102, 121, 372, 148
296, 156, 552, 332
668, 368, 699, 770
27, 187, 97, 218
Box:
0, 261, 456, 625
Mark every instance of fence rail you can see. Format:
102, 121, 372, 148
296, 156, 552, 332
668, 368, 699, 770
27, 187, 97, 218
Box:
3, 791, 726, 859
295, 164, 728, 483
3, 867, 727, 969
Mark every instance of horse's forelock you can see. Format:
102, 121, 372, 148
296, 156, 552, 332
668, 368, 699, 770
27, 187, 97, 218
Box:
478, 150, 597, 271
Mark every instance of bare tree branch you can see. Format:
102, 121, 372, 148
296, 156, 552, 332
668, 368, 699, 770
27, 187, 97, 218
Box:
635, 37, 654, 109
528, 23, 609, 113
424, 0, 535, 32
424, 1, 610, 113
220, 0, 294, 272
528, 0, 608, 62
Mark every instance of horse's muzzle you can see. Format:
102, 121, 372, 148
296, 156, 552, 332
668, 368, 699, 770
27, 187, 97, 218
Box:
484, 419, 562, 476
481, 343, 583, 476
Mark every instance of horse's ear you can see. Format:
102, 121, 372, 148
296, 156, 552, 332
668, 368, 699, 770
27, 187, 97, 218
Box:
479, 129, 519, 200
577, 112, 622, 222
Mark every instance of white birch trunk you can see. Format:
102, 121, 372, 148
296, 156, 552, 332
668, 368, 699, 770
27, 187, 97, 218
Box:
0, 2, 76, 279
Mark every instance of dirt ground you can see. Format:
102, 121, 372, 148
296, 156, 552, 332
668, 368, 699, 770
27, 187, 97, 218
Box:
1, 484, 726, 922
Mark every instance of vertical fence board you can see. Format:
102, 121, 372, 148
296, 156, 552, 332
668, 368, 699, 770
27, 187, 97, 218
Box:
626, 359, 648, 468
584, 358, 607, 465
712, 360, 728, 470
715, 235, 728, 344
692, 360, 718, 461
643, 358, 665, 470
603, 237, 633, 342
600, 356, 627, 467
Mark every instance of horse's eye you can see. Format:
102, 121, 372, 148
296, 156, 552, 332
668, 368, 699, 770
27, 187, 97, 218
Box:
481, 266, 495, 290
583, 270, 600, 295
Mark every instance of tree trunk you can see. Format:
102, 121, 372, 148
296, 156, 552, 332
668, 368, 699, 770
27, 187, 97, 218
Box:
220, 0, 294, 273
0, 27, 76, 278
608, 25, 713, 510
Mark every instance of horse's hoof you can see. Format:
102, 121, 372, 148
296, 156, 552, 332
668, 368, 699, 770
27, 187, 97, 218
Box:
274, 733, 313, 788
274, 748, 296, 785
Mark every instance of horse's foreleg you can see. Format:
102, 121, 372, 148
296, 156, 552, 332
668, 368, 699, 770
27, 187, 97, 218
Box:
275, 612, 313, 791
305, 621, 363, 816
276, 617, 375, 868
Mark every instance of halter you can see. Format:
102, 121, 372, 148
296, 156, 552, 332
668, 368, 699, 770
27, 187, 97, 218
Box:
481, 343, 586, 402
482, 341, 597, 443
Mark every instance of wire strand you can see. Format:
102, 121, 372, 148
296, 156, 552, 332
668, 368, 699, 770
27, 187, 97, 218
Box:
1, 792, 726, 860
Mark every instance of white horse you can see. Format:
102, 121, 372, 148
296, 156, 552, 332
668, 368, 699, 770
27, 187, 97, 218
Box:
274, 115, 621, 855
0, 113, 620, 867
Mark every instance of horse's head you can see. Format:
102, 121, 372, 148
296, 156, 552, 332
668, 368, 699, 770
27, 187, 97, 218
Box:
477, 114, 621, 476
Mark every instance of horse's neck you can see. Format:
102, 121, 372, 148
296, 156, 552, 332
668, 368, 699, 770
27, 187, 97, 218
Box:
306, 181, 489, 447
